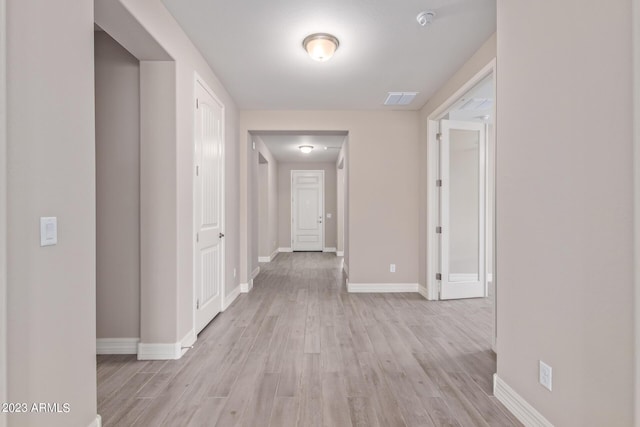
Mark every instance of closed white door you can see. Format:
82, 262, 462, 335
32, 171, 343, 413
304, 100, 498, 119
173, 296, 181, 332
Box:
291, 170, 324, 251
194, 80, 225, 334
439, 119, 486, 300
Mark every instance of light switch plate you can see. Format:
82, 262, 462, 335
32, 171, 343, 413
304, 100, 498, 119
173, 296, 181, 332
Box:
539, 360, 552, 391
40, 217, 58, 246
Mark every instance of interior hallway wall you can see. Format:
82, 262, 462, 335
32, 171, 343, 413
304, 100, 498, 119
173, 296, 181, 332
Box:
251, 135, 279, 266
497, 1, 634, 425
240, 111, 418, 285
278, 162, 337, 250
6, 0, 97, 425
95, 30, 141, 340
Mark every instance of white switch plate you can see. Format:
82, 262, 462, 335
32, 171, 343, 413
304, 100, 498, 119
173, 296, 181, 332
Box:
539, 360, 552, 391
40, 217, 58, 247
390, 264, 396, 273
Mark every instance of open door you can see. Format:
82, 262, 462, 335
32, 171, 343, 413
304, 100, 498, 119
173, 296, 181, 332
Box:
439, 119, 487, 300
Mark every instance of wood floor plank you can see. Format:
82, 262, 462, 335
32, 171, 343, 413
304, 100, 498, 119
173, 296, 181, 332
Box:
97, 252, 518, 427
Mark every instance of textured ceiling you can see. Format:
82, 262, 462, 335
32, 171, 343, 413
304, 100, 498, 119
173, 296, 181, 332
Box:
161, 0, 496, 110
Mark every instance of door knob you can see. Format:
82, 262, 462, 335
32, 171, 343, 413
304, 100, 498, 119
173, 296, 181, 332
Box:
219, 232, 225, 238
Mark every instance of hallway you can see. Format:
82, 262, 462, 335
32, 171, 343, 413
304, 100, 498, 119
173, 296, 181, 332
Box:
97, 253, 520, 427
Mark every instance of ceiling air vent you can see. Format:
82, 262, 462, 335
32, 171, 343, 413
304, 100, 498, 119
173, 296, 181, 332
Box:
384, 92, 418, 106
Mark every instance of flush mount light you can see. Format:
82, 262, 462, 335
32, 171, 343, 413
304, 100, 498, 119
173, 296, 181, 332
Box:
302, 33, 339, 62
299, 145, 314, 154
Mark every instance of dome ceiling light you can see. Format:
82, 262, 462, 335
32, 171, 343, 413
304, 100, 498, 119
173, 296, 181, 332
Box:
299, 145, 314, 154
417, 11, 436, 27
302, 33, 340, 62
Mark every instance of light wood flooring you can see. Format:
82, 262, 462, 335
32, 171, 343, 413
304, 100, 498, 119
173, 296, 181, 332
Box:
97, 252, 521, 427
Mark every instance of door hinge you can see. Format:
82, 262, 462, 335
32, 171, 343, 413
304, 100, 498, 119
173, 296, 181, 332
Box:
436, 226, 442, 234
196, 165, 199, 176
436, 179, 442, 187
196, 98, 199, 109
196, 232, 199, 243
436, 132, 442, 140
436, 273, 442, 280
196, 298, 200, 309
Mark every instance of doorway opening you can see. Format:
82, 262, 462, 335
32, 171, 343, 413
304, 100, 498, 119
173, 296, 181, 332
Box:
426, 61, 497, 348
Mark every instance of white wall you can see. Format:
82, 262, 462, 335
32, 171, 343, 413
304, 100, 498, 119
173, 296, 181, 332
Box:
497, 1, 634, 425
277, 162, 337, 249
96, 0, 240, 348
95, 31, 141, 340
6, 0, 97, 425
240, 111, 418, 285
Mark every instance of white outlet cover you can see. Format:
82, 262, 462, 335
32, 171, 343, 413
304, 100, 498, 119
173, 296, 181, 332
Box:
539, 360, 552, 391
390, 264, 396, 273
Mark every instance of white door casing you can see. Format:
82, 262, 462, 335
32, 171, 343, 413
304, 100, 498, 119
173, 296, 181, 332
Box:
194, 77, 225, 334
291, 170, 324, 251
439, 119, 487, 300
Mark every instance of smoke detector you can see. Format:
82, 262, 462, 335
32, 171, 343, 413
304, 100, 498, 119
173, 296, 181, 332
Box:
417, 11, 436, 27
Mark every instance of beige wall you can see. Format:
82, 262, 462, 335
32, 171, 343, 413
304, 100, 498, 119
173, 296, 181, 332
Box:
6, 0, 97, 425
497, 1, 634, 425
277, 162, 337, 249
633, 1, 640, 424
337, 140, 349, 269
240, 111, 419, 285
0, 0, 6, 424
252, 136, 279, 262
95, 31, 141, 340
418, 33, 496, 291
97, 0, 240, 346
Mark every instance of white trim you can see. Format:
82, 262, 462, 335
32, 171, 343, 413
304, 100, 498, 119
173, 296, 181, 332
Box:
336, 251, 344, 257
448, 273, 493, 283
96, 338, 140, 355
417, 285, 429, 299
180, 329, 196, 349
323, 247, 337, 253
223, 283, 241, 310
270, 247, 278, 260
278, 247, 293, 253
137, 342, 183, 360
88, 414, 102, 427
633, 0, 640, 424
347, 282, 419, 293
291, 170, 325, 251
343, 262, 349, 276
0, 0, 6, 420
251, 266, 260, 280
240, 281, 253, 293
493, 375, 554, 427
258, 256, 271, 263
192, 72, 226, 338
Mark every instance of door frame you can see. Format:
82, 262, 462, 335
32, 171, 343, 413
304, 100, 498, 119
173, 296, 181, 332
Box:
633, 0, 640, 422
290, 169, 325, 251
192, 72, 226, 338
426, 59, 496, 347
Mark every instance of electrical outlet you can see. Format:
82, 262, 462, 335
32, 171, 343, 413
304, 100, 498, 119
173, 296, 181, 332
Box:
390, 264, 396, 273
539, 360, 552, 391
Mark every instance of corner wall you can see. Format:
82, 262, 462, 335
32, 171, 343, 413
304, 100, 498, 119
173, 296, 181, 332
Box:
6, 0, 97, 425
496, 1, 634, 425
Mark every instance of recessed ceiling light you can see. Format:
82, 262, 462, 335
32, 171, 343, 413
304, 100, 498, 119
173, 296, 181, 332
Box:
302, 33, 339, 62
299, 145, 314, 154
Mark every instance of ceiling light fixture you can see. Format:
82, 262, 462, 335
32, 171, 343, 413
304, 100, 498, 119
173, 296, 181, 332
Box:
299, 145, 314, 154
302, 33, 339, 62
417, 11, 436, 27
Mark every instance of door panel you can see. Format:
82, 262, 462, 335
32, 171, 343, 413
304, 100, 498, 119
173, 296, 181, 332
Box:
292, 171, 324, 251
440, 120, 486, 300
194, 80, 224, 334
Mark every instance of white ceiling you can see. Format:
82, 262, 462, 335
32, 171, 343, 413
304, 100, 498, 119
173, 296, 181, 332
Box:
161, 0, 496, 110
253, 132, 346, 163
448, 75, 494, 122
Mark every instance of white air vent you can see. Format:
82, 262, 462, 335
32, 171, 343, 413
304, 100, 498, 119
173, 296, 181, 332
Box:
384, 92, 418, 106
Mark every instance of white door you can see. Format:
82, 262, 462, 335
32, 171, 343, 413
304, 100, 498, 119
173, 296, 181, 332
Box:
439, 120, 487, 300
291, 170, 324, 251
194, 80, 225, 334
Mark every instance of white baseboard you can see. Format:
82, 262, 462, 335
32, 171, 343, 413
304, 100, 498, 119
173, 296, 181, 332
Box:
493, 375, 554, 427
223, 283, 241, 310
180, 329, 196, 349
240, 280, 253, 293
270, 248, 278, 260
137, 341, 182, 360
278, 247, 292, 253
347, 282, 419, 293
336, 251, 344, 257
96, 338, 139, 355
251, 266, 260, 280
323, 247, 336, 253
343, 262, 349, 276
417, 285, 430, 300
88, 414, 102, 427
258, 256, 271, 262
